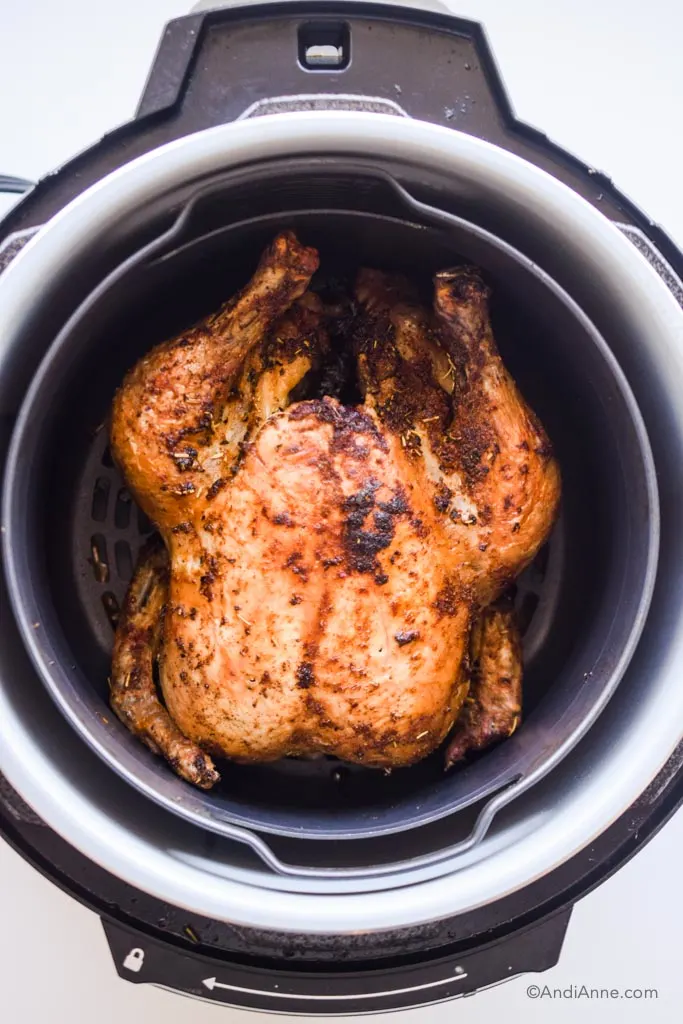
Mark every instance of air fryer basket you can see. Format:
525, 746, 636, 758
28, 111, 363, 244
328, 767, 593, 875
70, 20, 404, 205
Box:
2, 159, 657, 851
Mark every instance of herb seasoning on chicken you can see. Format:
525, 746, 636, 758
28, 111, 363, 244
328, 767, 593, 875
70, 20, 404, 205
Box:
109, 231, 560, 789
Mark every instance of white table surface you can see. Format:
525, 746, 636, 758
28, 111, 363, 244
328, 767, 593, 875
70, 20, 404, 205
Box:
1, 1, 683, 1021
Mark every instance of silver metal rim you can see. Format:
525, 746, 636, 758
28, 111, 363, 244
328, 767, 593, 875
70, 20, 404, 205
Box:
0, 112, 682, 933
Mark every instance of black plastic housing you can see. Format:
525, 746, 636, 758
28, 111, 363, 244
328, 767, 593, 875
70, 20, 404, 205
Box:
1, 2, 682, 1013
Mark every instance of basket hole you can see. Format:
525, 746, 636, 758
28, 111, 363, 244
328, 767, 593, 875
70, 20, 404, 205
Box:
137, 508, 154, 535
91, 477, 110, 522
102, 591, 121, 630
101, 444, 114, 468
90, 534, 109, 584
114, 487, 132, 529
517, 592, 540, 637
115, 540, 134, 582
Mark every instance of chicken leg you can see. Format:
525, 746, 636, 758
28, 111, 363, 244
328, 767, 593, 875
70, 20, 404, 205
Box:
432, 267, 561, 602
111, 231, 320, 532
110, 536, 220, 789
444, 599, 523, 766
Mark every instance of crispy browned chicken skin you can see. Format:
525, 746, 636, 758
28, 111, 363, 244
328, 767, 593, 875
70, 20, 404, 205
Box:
110, 231, 560, 788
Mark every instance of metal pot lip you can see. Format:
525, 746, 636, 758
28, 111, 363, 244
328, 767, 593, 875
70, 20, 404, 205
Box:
0, 112, 681, 934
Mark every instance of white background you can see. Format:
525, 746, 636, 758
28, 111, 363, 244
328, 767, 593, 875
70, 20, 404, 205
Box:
1, 0, 683, 1021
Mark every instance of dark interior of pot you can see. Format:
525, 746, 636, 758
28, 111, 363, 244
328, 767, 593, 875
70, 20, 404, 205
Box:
4, 164, 656, 840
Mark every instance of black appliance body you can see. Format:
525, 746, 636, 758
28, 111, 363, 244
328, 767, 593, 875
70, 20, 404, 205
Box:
1, 2, 683, 1014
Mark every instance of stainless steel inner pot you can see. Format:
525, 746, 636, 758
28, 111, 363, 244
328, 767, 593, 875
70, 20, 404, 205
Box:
1, 113, 682, 936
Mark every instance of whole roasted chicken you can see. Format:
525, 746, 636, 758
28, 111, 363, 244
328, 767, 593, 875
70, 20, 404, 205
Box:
110, 231, 560, 789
